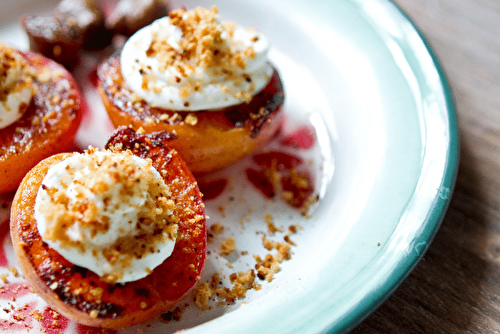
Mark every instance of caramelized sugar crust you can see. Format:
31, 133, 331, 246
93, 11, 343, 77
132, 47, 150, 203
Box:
98, 55, 285, 173
0, 51, 82, 193
10, 128, 207, 328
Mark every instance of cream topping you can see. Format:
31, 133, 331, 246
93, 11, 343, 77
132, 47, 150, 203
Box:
120, 6, 273, 111
34, 149, 179, 283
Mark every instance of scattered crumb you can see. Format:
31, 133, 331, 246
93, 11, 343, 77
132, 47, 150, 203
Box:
225, 270, 256, 302
210, 222, 224, 235
29, 310, 44, 321
284, 234, 297, 246
194, 209, 299, 311
265, 213, 283, 235
193, 282, 212, 310
220, 237, 236, 255
7, 267, 18, 277
184, 113, 198, 126
299, 194, 319, 217
0, 274, 7, 284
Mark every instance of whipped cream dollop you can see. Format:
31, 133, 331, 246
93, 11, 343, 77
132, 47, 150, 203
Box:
120, 6, 273, 111
0, 43, 34, 129
35, 149, 179, 283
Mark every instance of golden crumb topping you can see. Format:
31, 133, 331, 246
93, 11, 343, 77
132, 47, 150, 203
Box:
0, 44, 32, 100
149, 6, 254, 78
139, 6, 259, 102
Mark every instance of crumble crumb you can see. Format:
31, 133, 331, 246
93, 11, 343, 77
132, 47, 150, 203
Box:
210, 222, 224, 235
225, 270, 256, 302
193, 282, 212, 310
184, 113, 198, 126
8, 267, 18, 277
265, 213, 283, 235
299, 194, 319, 217
29, 310, 44, 321
0, 274, 7, 284
220, 237, 236, 255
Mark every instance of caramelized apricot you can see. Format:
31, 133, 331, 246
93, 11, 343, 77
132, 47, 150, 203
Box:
106, 0, 170, 37
21, 0, 112, 68
97, 55, 285, 174
10, 128, 206, 328
0, 50, 82, 194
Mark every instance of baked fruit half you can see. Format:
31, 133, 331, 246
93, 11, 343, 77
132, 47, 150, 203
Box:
97, 7, 285, 174
21, 0, 112, 68
10, 127, 207, 328
0, 43, 83, 193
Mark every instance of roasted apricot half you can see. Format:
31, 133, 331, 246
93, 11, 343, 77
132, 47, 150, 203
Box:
97, 54, 285, 174
0, 50, 83, 193
10, 128, 206, 328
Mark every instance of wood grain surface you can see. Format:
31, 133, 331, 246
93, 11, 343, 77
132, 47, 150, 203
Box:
351, 0, 500, 333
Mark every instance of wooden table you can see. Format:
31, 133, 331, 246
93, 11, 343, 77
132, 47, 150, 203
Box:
352, 0, 500, 333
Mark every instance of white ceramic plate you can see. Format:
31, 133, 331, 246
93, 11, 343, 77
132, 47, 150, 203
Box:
0, 0, 458, 333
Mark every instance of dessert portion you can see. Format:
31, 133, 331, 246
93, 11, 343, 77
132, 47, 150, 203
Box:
20, 0, 171, 69
98, 6, 285, 173
10, 128, 206, 328
0, 42, 82, 193
52, 0, 111, 50
20, 0, 111, 68
34, 150, 178, 284
106, 0, 170, 37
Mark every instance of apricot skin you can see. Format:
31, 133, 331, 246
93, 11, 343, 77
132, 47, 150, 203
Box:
0, 50, 83, 194
98, 55, 285, 174
10, 129, 206, 328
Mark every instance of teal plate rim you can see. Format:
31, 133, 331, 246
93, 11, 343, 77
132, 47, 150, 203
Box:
329, 0, 460, 332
